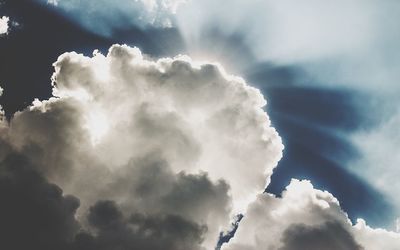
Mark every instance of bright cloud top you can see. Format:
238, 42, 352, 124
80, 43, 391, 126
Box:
0, 16, 9, 35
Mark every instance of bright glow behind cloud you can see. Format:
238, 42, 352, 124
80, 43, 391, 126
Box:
38, 0, 188, 35
176, 0, 400, 92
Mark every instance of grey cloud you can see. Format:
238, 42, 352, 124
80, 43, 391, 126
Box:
279, 222, 364, 250
9, 98, 88, 182
74, 200, 207, 250
0, 152, 80, 250
0, 150, 210, 250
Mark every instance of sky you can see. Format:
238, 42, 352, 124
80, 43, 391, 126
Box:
0, 0, 400, 249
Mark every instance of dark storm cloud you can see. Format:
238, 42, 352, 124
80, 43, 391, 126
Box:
0, 153, 80, 250
73, 200, 207, 250
279, 222, 364, 250
0, 151, 210, 250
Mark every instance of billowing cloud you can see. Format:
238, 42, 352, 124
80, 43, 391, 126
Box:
0, 16, 9, 35
2, 44, 399, 249
73, 200, 207, 250
222, 179, 400, 250
0, 151, 208, 250
0, 45, 283, 249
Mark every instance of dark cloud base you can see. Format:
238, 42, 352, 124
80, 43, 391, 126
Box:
0, 153, 208, 250
279, 222, 364, 250
0, 153, 80, 250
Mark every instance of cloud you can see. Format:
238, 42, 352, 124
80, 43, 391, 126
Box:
0, 150, 208, 250
222, 179, 400, 250
35, 0, 187, 36
279, 222, 363, 250
73, 200, 207, 250
176, 0, 400, 229
0, 16, 9, 35
0, 45, 283, 249
0, 152, 81, 250
3, 43, 398, 249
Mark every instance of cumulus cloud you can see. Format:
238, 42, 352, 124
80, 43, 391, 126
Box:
0, 151, 207, 250
222, 179, 400, 250
0, 45, 282, 249
2, 44, 399, 249
36, 0, 187, 36
0, 16, 9, 35
73, 200, 207, 250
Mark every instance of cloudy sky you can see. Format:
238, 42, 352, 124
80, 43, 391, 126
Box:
1, 0, 400, 249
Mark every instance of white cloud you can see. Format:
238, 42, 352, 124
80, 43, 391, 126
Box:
222, 179, 400, 250
2, 45, 283, 249
0, 16, 9, 35
2, 44, 398, 249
